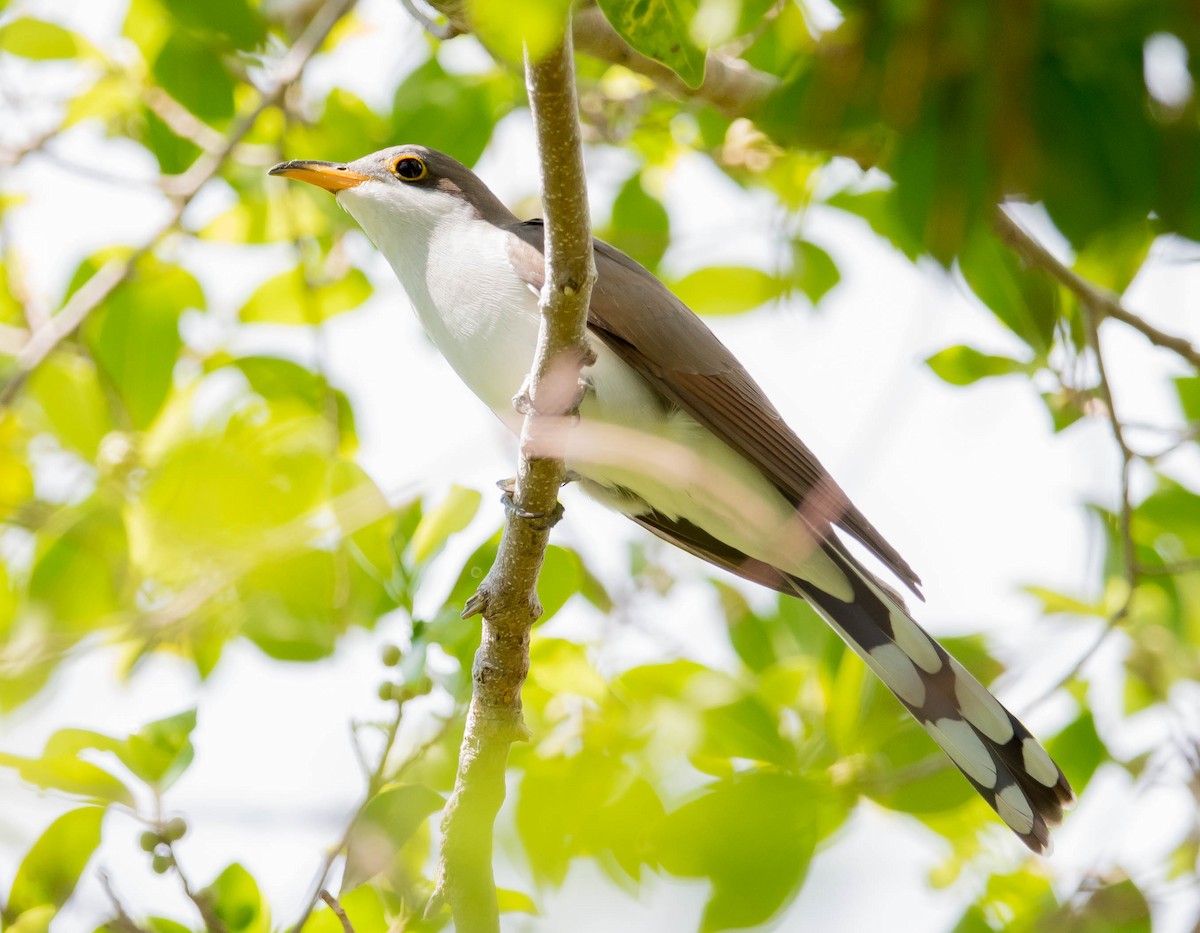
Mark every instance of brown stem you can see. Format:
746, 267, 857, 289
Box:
429, 23, 596, 933
993, 208, 1200, 369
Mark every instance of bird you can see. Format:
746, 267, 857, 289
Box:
269, 145, 1074, 852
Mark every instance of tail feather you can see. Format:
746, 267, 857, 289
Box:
793, 546, 1074, 854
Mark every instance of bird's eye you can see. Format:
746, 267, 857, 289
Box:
392, 156, 427, 181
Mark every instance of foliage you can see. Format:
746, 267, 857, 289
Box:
0, 0, 1196, 931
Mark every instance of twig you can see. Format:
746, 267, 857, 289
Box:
397, 0, 459, 40
99, 870, 152, 933
319, 891, 356, 933
165, 841, 229, 933
993, 208, 1200, 369
0, 0, 358, 409
429, 23, 596, 933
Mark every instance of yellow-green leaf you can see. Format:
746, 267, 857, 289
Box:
0, 18, 84, 60
239, 266, 371, 325
595, 0, 706, 87
6, 807, 104, 919
410, 485, 482, 564
672, 266, 786, 316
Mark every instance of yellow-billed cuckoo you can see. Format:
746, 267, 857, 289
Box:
270, 146, 1073, 852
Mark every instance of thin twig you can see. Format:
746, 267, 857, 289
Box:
319, 891, 356, 933
397, 0, 459, 40
0, 0, 358, 409
993, 208, 1200, 369
99, 870, 152, 933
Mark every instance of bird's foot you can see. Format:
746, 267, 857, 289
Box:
495, 477, 565, 530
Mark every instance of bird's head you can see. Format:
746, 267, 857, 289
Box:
268, 145, 515, 240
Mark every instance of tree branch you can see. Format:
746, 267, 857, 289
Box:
993, 208, 1200, 369
0, 0, 357, 409
429, 22, 596, 933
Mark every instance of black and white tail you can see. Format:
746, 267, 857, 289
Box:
793, 546, 1074, 853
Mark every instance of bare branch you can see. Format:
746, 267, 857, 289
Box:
397, 0, 459, 40
0, 0, 358, 408
430, 23, 596, 933
319, 891, 356, 933
99, 870, 152, 933
994, 208, 1200, 369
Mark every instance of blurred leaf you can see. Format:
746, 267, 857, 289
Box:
287, 89, 392, 166
827, 188, 923, 262
24, 354, 111, 459
496, 889, 538, 915
925, 345, 1028, 387
656, 772, 818, 931
606, 171, 670, 272
304, 887, 388, 933
700, 696, 793, 767
81, 255, 203, 429
468, 0, 571, 65
239, 266, 371, 325
4, 807, 104, 922
595, 0, 706, 87
1023, 586, 1104, 618
1039, 877, 1150, 933
151, 35, 235, 124
1045, 711, 1104, 794
959, 226, 1059, 357
141, 106, 203, 175
672, 266, 786, 316
0, 748, 132, 805
410, 485, 482, 565
391, 57, 506, 167
537, 545, 582, 622
29, 505, 128, 631
792, 240, 839, 305
344, 783, 445, 889
121, 709, 197, 789
0, 18, 85, 59
159, 0, 265, 50
205, 864, 268, 933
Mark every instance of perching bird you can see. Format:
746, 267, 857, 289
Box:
270, 146, 1074, 852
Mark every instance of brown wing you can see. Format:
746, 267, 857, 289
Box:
506, 220, 922, 596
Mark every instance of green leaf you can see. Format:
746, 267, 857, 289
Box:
700, 695, 794, 767
29, 505, 128, 631
344, 783, 445, 889
925, 345, 1028, 387
81, 255, 202, 429
467, 0, 571, 65
0, 18, 84, 59
827, 188, 924, 262
958, 225, 1059, 356
151, 34, 235, 124
606, 171, 670, 272
205, 864, 269, 933
24, 354, 111, 460
410, 485, 482, 565
671, 266, 787, 316
5, 807, 104, 921
1045, 711, 1104, 794
159, 0, 265, 50
0, 750, 132, 805
792, 240, 839, 305
239, 266, 371, 325
595, 0, 706, 87
121, 709, 197, 789
655, 772, 818, 931
537, 545, 582, 622
496, 889, 538, 915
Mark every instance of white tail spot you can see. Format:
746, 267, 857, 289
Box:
888, 607, 941, 673
995, 782, 1035, 835
869, 644, 926, 707
950, 660, 1015, 744
927, 717, 997, 788
1021, 737, 1061, 788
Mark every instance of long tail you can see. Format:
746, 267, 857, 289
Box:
792, 545, 1075, 853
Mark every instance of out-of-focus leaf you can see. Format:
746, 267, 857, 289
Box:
606, 171, 670, 272
656, 772, 818, 931
468, 0, 571, 65
1023, 586, 1104, 618
344, 783, 444, 890
496, 889, 538, 915
151, 35, 235, 124
29, 505, 128, 631
229, 355, 357, 453
286, 89, 392, 167
827, 188, 924, 262
410, 485, 482, 565
792, 240, 839, 305
205, 864, 268, 933
25, 355, 111, 459
391, 57, 507, 167
959, 226, 1059, 357
537, 545, 582, 622
925, 345, 1028, 387
0, 18, 86, 59
1045, 711, 1104, 794
1042, 389, 1086, 433
141, 107, 203, 175
672, 266, 786, 316
121, 709, 197, 789
699, 695, 794, 767
595, 0, 706, 87
239, 266, 371, 325
160, 0, 265, 50
4, 807, 104, 921
0, 749, 132, 805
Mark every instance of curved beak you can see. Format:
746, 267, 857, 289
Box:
268, 160, 371, 192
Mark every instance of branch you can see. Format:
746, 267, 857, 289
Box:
993, 208, 1200, 369
0, 0, 357, 409
429, 23, 596, 933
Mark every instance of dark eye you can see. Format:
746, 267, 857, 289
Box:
392, 156, 427, 181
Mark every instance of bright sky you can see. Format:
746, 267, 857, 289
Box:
3, 0, 1200, 930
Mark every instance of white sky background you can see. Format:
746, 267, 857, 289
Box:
2, 0, 1200, 930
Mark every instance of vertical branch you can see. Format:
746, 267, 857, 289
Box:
430, 19, 596, 933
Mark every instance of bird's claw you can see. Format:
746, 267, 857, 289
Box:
495, 477, 565, 530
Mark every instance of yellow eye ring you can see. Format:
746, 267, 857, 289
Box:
392, 155, 427, 181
